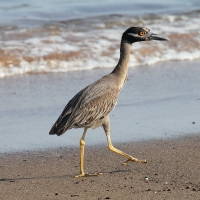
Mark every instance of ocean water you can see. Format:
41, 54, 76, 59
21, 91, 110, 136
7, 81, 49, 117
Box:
0, 0, 200, 77
0, 0, 200, 152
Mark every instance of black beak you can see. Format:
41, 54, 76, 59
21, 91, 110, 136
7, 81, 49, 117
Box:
147, 33, 169, 41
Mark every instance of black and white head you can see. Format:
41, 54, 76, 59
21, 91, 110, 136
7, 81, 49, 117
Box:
122, 26, 169, 44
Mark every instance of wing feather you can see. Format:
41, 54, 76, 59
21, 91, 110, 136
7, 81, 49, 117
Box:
49, 74, 119, 135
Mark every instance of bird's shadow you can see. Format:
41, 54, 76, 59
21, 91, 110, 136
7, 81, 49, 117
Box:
0, 169, 130, 182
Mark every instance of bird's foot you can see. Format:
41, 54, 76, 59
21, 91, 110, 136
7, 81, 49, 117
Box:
75, 172, 102, 178
122, 158, 147, 166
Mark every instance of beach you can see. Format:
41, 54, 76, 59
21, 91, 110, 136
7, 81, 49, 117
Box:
0, 134, 200, 200
0, 0, 200, 199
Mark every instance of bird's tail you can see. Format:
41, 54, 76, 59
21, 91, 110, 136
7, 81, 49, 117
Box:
49, 125, 60, 136
49, 114, 72, 136
49, 122, 67, 136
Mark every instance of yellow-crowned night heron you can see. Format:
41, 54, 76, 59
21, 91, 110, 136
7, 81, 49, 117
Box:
49, 26, 169, 177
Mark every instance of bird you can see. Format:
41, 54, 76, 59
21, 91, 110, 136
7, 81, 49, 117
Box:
49, 26, 169, 178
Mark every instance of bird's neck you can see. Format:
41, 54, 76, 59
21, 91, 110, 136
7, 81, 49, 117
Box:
112, 40, 132, 86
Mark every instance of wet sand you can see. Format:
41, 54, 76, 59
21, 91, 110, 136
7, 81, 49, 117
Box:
1, 60, 200, 153
0, 134, 199, 200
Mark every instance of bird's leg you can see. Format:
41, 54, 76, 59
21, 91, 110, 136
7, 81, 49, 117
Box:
75, 128, 87, 178
107, 136, 147, 165
75, 128, 102, 178
103, 118, 147, 166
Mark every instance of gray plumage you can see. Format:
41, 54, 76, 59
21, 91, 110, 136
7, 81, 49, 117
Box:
49, 40, 131, 136
49, 26, 168, 177
50, 74, 120, 135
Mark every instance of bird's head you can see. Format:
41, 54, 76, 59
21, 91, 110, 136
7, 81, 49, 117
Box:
122, 26, 169, 44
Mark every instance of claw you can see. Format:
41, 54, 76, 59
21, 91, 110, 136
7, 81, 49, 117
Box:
75, 172, 102, 178
123, 158, 147, 166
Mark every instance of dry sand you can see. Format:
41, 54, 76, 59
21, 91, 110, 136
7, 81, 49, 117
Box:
0, 134, 200, 200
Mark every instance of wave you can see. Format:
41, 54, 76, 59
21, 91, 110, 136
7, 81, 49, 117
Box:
0, 11, 200, 78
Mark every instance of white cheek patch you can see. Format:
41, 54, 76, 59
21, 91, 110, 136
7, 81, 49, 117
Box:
127, 33, 140, 38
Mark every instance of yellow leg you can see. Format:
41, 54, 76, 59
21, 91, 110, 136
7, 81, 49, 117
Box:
75, 128, 102, 178
107, 134, 147, 165
103, 116, 147, 166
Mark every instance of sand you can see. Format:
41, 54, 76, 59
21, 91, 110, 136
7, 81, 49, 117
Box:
0, 134, 200, 200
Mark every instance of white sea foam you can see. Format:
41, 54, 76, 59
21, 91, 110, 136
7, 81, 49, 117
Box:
1, 10, 200, 78
1, 47, 200, 78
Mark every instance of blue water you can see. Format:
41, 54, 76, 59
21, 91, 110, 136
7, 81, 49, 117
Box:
0, 0, 199, 27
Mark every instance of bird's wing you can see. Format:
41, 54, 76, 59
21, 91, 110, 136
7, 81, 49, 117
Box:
49, 75, 119, 135
71, 87, 119, 127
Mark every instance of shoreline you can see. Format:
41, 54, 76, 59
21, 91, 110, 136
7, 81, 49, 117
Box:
1, 60, 200, 153
0, 134, 199, 199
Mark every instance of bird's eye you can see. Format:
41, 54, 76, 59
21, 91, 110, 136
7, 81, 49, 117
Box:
139, 31, 145, 36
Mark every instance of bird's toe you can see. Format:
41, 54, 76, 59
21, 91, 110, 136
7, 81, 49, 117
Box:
123, 158, 147, 166
75, 172, 102, 178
